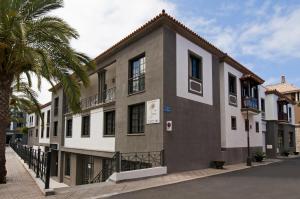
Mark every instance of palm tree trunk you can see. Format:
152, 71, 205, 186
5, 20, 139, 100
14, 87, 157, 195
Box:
0, 75, 13, 184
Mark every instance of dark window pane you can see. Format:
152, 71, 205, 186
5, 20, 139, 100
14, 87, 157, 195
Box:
81, 115, 90, 136
129, 55, 145, 94
66, 119, 72, 137
129, 103, 145, 134
104, 111, 115, 136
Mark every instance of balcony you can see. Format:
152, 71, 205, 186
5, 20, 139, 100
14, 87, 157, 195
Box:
278, 112, 288, 122
65, 87, 116, 114
241, 97, 260, 114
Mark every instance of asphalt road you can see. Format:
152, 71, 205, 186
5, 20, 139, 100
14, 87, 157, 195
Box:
109, 158, 300, 199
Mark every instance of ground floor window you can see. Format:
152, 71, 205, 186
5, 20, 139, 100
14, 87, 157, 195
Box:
231, 116, 237, 130
65, 153, 71, 176
128, 103, 145, 134
278, 131, 284, 150
104, 111, 115, 136
289, 132, 294, 147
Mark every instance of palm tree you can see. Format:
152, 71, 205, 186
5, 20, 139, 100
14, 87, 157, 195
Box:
0, 0, 94, 183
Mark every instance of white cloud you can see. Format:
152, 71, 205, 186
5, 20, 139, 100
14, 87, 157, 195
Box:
34, 0, 176, 104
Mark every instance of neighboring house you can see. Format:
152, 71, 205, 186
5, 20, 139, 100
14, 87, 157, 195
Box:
266, 76, 300, 152
6, 110, 27, 145
26, 102, 52, 152
48, 11, 269, 186
263, 89, 296, 157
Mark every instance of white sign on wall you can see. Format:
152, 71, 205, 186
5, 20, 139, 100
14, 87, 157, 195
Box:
146, 99, 160, 124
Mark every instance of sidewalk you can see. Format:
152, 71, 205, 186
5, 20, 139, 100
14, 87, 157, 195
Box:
0, 147, 45, 199
52, 159, 281, 199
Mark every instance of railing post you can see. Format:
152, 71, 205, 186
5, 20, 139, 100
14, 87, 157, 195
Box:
36, 148, 41, 178
29, 147, 32, 169
115, 151, 120, 173
160, 149, 165, 166
45, 150, 51, 189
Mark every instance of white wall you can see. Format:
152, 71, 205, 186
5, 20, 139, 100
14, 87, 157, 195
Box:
176, 33, 213, 105
265, 94, 278, 120
64, 107, 115, 152
220, 62, 264, 148
39, 105, 51, 145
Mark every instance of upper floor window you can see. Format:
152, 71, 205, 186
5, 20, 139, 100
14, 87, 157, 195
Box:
35, 114, 39, 126
188, 51, 203, 95
289, 107, 292, 120
66, 119, 72, 137
54, 97, 59, 116
46, 126, 50, 138
53, 121, 58, 137
104, 111, 115, 136
255, 122, 259, 133
41, 112, 45, 126
47, 110, 50, 124
81, 115, 90, 137
35, 129, 38, 137
231, 116, 237, 130
128, 54, 145, 95
228, 73, 237, 95
128, 103, 145, 134
261, 98, 265, 112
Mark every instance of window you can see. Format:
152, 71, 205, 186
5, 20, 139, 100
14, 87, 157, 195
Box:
261, 98, 265, 112
46, 126, 50, 138
245, 119, 249, 131
289, 132, 294, 147
128, 55, 145, 94
54, 97, 59, 116
53, 121, 58, 136
47, 110, 50, 124
35, 129, 38, 137
289, 107, 292, 120
231, 116, 237, 130
128, 103, 145, 134
81, 115, 90, 137
104, 111, 115, 136
255, 122, 259, 133
66, 119, 72, 137
41, 127, 44, 138
278, 131, 284, 149
35, 114, 39, 126
65, 153, 71, 176
228, 74, 237, 95
189, 53, 202, 80
41, 112, 45, 125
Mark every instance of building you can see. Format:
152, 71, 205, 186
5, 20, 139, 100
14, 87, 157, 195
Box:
27, 102, 52, 152
46, 11, 271, 186
264, 89, 296, 157
266, 76, 300, 152
6, 110, 27, 145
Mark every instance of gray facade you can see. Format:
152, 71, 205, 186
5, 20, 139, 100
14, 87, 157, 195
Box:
266, 121, 296, 157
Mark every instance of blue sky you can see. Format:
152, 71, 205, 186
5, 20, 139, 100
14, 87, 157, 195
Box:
171, 0, 300, 86
37, 0, 300, 103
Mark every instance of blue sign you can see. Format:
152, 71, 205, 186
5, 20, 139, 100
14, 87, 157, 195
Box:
164, 105, 172, 113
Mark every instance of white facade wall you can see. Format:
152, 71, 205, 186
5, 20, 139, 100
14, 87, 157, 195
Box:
39, 105, 51, 145
265, 94, 279, 120
64, 107, 115, 152
176, 33, 213, 106
220, 62, 264, 148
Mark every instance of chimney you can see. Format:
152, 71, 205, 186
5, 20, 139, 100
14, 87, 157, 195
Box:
281, 75, 286, 83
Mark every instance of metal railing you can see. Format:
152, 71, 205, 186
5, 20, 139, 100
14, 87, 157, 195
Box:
278, 112, 288, 121
10, 143, 51, 189
242, 97, 259, 110
89, 150, 164, 184
65, 87, 116, 113
128, 75, 145, 94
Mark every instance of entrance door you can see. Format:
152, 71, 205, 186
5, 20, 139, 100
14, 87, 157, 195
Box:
82, 156, 94, 184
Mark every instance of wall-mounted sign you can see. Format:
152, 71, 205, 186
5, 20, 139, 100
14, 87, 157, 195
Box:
146, 99, 160, 124
164, 105, 172, 113
266, 145, 273, 149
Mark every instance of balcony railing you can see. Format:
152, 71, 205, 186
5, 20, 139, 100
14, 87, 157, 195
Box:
278, 112, 288, 122
242, 97, 259, 110
65, 87, 116, 113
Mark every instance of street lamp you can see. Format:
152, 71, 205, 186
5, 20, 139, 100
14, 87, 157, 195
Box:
245, 98, 252, 166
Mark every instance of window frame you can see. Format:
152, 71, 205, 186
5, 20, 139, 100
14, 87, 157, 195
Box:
53, 121, 58, 137
255, 122, 259, 133
46, 126, 50, 138
66, 118, 73, 137
128, 53, 146, 95
128, 103, 145, 134
188, 50, 203, 96
228, 73, 237, 96
54, 97, 59, 116
231, 116, 237, 130
104, 110, 115, 137
64, 153, 71, 176
81, 114, 90, 137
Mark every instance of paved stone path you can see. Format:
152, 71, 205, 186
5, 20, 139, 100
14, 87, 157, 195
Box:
0, 147, 45, 199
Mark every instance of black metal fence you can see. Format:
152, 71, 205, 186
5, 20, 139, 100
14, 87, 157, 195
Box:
10, 143, 51, 189
90, 150, 164, 184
